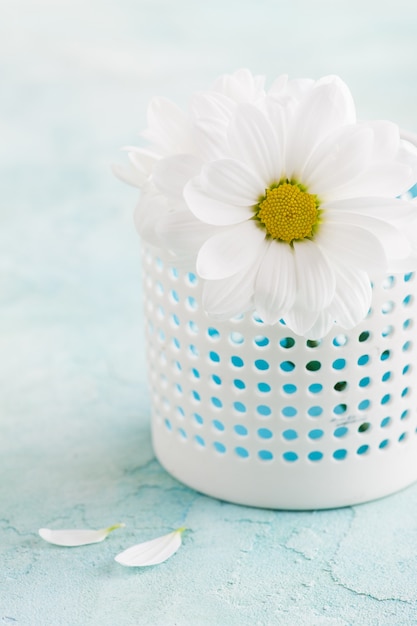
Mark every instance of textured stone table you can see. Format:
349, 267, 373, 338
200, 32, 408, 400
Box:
2, 1, 417, 624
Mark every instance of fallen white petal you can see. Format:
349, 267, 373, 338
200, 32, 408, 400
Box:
293, 239, 336, 311
38, 523, 125, 547
115, 528, 185, 567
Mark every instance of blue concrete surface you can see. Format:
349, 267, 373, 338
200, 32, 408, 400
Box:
2, 1, 417, 624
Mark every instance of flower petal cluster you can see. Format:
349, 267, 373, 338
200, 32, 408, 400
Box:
116, 70, 417, 337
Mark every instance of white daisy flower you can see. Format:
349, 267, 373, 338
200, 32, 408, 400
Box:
180, 76, 417, 337
117, 71, 417, 338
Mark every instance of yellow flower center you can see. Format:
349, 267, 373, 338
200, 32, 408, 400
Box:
256, 182, 320, 243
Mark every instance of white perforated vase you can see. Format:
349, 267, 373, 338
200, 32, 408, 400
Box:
142, 246, 417, 509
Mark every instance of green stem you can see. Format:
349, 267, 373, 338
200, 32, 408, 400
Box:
106, 522, 126, 534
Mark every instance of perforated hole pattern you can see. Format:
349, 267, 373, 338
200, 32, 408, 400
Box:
143, 249, 417, 468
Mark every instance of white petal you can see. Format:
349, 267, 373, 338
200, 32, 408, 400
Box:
317, 123, 417, 200
329, 265, 372, 328
304, 310, 334, 340
322, 196, 417, 222
267, 74, 289, 97
184, 178, 253, 226
293, 239, 336, 310
202, 258, 263, 319
323, 210, 411, 261
268, 75, 314, 101
400, 128, 417, 145
200, 159, 264, 206
39, 523, 125, 547
316, 221, 387, 273
362, 120, 400, 161
192, 120, 230, 161
327, 162, 415, 200
115, 528, 184, 567
156, 210, 217, 254
190, 91, 233, 125
153, 154, 203, 198
134, 186, 170, 243
397, 138, 417, 181
196, 221, 265, 279
388, 251, 417, 272
286, 77, 356, 178
282, 306, 320, 336
212, 68, 266, 103
302, 126, 374, 194
111, 163, 145, 188
145, 97, 189, 153
265, 97, 288, 150
254, 241, 297, 323
189, 92, 233, 160
228, 104, 282, 184
127, 148, 158, 178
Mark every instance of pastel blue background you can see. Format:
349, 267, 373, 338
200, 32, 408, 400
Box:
2, 1, 417, 624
